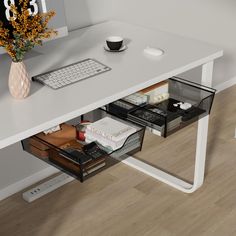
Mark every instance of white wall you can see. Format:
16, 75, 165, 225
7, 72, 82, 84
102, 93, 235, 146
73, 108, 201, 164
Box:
0, 143, 58, 201
1, 0, 235, 199
111, 0, 236, 87
64, 0, 114, 31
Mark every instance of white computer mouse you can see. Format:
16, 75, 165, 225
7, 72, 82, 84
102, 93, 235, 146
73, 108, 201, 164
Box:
144, 47, 164, 57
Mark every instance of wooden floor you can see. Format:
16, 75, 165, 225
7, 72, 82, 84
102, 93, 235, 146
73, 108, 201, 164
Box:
0, 85, 236, 236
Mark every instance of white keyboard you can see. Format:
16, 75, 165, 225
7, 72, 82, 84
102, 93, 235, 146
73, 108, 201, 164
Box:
33, 58, 111, 90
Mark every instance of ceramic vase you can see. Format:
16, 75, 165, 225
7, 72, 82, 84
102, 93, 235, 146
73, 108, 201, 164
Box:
8, 61, 31, 99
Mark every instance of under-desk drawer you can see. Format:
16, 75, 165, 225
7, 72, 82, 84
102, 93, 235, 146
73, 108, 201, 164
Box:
21, 111, 145, 182
107, 77, 216, 137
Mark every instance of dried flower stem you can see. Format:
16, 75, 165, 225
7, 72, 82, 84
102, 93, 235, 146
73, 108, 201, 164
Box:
0, 0, 57, 62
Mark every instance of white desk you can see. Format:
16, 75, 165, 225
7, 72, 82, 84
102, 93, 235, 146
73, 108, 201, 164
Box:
0, 21, 223, 193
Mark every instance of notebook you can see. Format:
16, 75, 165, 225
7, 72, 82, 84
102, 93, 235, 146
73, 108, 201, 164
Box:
85, 130, 140, 151
86, 117, 137, 142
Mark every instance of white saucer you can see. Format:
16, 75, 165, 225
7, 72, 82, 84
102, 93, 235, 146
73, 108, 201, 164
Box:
104, 44, 127, 52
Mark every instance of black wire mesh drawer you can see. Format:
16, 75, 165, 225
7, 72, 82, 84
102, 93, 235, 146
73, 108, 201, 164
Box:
21, 112, 145, 182
107, 77, 216, 137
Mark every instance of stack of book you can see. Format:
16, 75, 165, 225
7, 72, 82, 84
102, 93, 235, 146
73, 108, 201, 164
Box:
85, 117, 137, 151
82, 158, 106, 177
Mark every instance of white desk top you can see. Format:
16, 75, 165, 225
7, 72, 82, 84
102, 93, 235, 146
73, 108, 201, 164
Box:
0, 21, 223, 149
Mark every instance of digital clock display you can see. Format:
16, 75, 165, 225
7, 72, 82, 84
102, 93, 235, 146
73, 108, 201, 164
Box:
0, 0, 39, 31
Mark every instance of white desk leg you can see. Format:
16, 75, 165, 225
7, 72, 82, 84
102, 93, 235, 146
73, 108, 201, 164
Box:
121, 61, 214, 193
191, 61, 214, 191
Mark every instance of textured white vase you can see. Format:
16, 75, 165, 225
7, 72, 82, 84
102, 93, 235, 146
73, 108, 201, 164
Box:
8, 61, 31, 99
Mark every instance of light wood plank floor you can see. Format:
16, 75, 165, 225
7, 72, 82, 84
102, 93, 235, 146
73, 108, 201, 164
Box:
0, 85, 236, 236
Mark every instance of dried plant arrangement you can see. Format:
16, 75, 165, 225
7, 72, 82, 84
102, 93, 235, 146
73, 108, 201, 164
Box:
0, 0, 57, 62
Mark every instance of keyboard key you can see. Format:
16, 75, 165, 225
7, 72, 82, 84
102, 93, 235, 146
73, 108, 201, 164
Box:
33, 59, 111, 90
